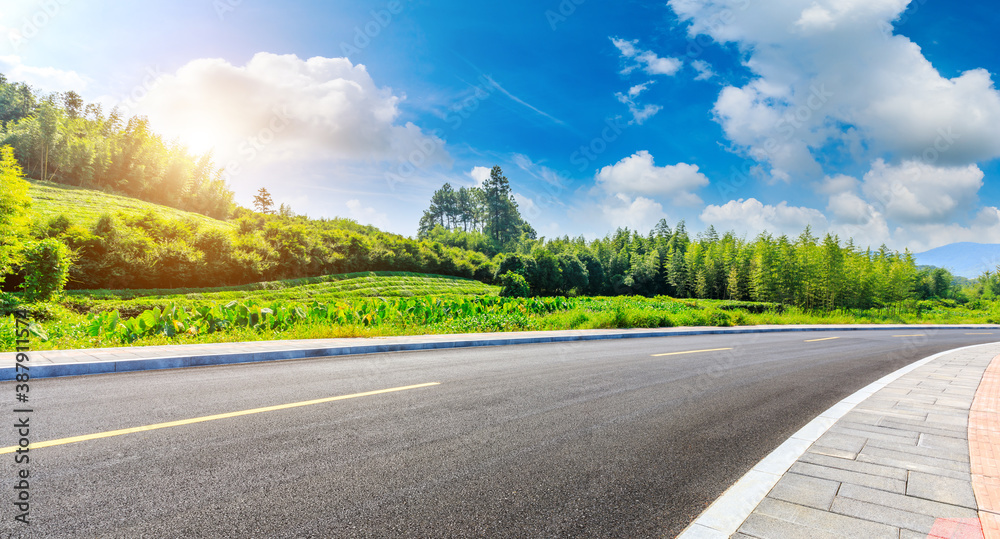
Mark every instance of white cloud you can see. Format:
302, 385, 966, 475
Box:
611, 38, 683, 76
826, 192, 876, 225
0, 55, 88, 92
513, 192, 542, 221
596, 151, 709, 206
701, 197, 891, 247
134, 52, 450, 170
601, 194, 668, 232
860, 159, 983, 224
691, 60, 716, 81
615, 83, 662, 125
701, 198, 829, 237
468, 166, 491, 187
669, 0, 1000, 180
817, 173, 860, 195
346, 199, 389, 229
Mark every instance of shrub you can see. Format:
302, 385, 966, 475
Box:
20, 238, 72, 302
499, 271, 530, 298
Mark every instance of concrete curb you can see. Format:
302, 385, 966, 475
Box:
3, 324, 1000, 381
677, 341, 1000, 538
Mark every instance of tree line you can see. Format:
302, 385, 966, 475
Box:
419, 181, 960, 307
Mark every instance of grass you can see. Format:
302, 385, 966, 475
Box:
27, 179, 233, 231
4, 286, 1000, 352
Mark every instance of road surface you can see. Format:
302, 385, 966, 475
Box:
2, 328, 997, 537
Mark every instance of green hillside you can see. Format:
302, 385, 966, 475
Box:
28, 180, 233, 232
65, 271, 499, 315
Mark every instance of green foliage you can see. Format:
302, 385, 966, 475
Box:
82, 295, 573, 344
0, 78, 235, 219
20, 238, 71, 301
418, 167, 536, 253
253, 187, 274, 214
0, 145, 31, 282
499, 271, 530, 298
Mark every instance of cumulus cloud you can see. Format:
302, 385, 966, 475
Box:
612, 38, 683, 76
596, 151, 709, 205
701, 196, 892, 247
134, 52, 449, 169
0, 55, 87, 92
700, 198, 829, 236
860, 159, 983, 224
669, 0, 1000, 180
601, 194, 668, 232
468, 166, 491, 187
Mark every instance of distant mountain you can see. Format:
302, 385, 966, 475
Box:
913, 243, 1000, 278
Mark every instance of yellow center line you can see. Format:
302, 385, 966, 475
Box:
893, 335, 926, 338
0, 382, 441, 454
652, 347, 733, 357
967, 333, 994, 335
805, 337, 840, 343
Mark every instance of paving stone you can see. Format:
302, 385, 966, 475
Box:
879, 418, 970, 437
814, 433, 867, 454
827, 426, 918, 445
749, 498, 899, 538
808, 445, 859, 460
837, 483, 979, 519
865, 438, 971, 464
830, 497, 938, 533
905, 471, 978, 509
858, 446, 971, 474
919, 433, 972, 454
789, 461, 906, 493
738, 513, 856, 539
767, 472, 841, 510
798, 451, 908, 481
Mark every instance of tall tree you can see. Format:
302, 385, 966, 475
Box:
481, 166, 523, 246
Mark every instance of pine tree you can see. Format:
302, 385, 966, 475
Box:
253, 187, 274, 214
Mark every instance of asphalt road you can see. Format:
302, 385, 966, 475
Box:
2, 328, 998, 538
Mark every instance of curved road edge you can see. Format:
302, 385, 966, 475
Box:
678, 341, 1000, 539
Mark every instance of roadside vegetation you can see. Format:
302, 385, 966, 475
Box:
2, 74, 999, 353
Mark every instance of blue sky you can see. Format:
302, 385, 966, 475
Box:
2, 0, 1000, 252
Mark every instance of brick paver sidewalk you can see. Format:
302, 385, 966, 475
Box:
731, 344, 1000, 538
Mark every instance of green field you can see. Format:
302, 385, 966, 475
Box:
27, 180, 233, 231
3, 273, 999, 352
63, 271, 500, 316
